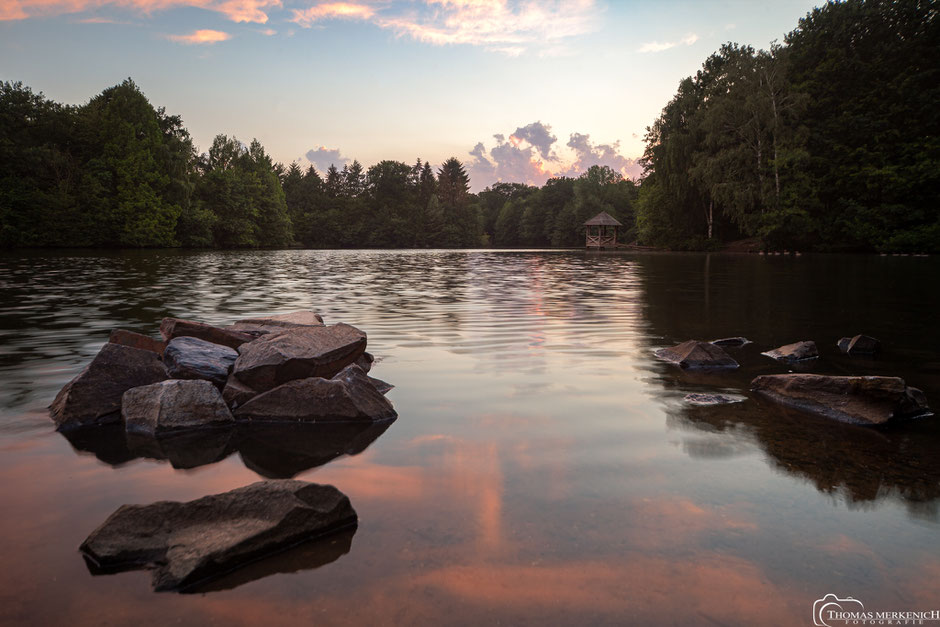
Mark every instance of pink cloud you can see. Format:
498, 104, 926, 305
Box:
1, 0, 279, 23
168, 28, 231, 43
291, 1, 374, 27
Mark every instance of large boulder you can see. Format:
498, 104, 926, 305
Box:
122, 380, 234, 436
160, 318, 255, 350
838, 334, 881, 356
164, 336, 238, 387
109, 329, 166, 354
751, 374, 931, 425
232, 323, 367, 393
654, 340, 739, 369
235, 364, 396, 423
762, 340, 818, 362
50, 343, 167, 430
80, 480, 357, 591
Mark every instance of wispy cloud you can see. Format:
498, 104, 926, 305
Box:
637, 32, 698, 53
168, 28, 232, 44
2, 0, 280, 23
291, 2, 375, 27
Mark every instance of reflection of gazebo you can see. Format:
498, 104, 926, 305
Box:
583, 211, 622, 249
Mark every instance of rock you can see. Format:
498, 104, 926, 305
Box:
684, 393, 746, 405
654, 340, 739, 369
355, 351, 374, 373
160, 318, 256, 350
122, 380, 234, 436
50, 343, 167, 430
751, 374, 931, 425
232, 323, 367, 393
164, 336, 238, 387
762, 340, 818, 362
838, 334, 881, 356
235, 365, 396, 423
109, 329, 166, 354
222, 373, 258, 409
80, 480, 357, 591
229, 311, 325, 335
367, 375, 394, 395
710, 337, 751, 347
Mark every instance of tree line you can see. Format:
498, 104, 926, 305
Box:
636, 0, 938, 252
1, 0, 935, 252
0, 78, 636, 249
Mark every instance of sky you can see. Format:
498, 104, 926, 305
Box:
1, 0, 820, 190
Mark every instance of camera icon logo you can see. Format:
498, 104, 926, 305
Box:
813, 593, 865, 627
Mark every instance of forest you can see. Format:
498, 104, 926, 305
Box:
0, 0, 936, 252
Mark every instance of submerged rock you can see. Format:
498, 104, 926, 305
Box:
80, 480, 357, 591
655, 340, 739, 369
838, 334, 880, 356
160, 318, 255, 350
125, 427, 234, 470
109, 329, 166, 354
709, 337, 751, 347
122, 380, 233, 436
233, 323, 367, 393
762, 340, 818, 362
235, 364, 396, 423
229, 311, 325, 336
684, 393, 746, 406
164, 336, 238, 387
751, 374, 931, 425
50, 343, 167, 430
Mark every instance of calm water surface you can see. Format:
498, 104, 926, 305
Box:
0, 249, 938, 626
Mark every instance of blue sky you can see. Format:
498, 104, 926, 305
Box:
1, 0, 820, 189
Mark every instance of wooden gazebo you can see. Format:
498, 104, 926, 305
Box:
583, 211, 622, 249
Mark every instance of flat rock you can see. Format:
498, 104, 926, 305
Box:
80, 480, 357, 591
710, 337, 751, 347
233, 323, 367, 393
109, 329, 166, 354
751, 374, 931, 425
838, 334, 880, 356
50, 343, 167, 430
235, 364, 396, 423
762, 340, 818, 362
684, 393, 746, 405
230, 311, 325, 335
164, 336, 238, 387
122, 380, 233, 436
654, 340, 739, 369
160, 318, 256, 350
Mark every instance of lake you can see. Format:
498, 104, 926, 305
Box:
0, 249, 938, 626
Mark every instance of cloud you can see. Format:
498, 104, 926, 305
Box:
375, 0, 598, 56
637, 32, 698, 53
511, 121, 557, 161
563, 132, 642, 180
2, 0, 280, 23
305, 146, 350, 172
291, 2, 374, 28
467, 122, 642, 190
168, 29, 232, 44
258, 27, 276, 35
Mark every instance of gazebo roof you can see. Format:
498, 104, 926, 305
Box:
583, 211, 623, 227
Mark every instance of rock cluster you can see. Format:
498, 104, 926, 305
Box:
656, 333, 931, 426
50, 311, 395, 434
63, 311, 393, 593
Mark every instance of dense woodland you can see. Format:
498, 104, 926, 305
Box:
1, 0, 936, 252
